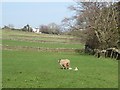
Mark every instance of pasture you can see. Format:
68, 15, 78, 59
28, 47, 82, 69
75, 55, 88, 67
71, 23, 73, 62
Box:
2, 29, 118, 88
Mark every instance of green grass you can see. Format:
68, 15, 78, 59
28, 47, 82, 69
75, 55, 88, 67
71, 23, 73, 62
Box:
2, 29, 81, 44
2, 29, 83, 49
2, 50, 118, 88
3, 39, 83, 49
0, 29, 2, 89
2, 29, 118, 88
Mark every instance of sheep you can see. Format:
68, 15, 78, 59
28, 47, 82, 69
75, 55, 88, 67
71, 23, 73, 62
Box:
58, 59, 70, 69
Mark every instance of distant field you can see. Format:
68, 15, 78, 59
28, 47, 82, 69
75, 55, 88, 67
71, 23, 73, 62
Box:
2, 29, 118, 88
2, 29, 84, 49
2, 30, 81, 44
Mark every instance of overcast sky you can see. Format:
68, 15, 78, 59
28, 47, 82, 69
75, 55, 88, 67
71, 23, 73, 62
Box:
1, 2, 75, 28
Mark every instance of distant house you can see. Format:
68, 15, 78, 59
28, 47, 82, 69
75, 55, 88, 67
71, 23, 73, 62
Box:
32, 28, 41, 34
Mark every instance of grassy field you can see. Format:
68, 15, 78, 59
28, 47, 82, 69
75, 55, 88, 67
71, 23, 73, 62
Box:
2, 39, 83, 49
2, 30, 82, 44
0, 29, 2, 89
2, 29, 118, 88
2, 30, 84, 49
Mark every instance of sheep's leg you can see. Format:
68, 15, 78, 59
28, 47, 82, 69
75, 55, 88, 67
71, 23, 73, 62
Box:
66, 63, 70, 69
61, 64, 65, 69
64, 63, 68, 69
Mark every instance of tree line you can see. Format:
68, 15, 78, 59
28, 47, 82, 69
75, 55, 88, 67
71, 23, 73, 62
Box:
63, 1, 120, 50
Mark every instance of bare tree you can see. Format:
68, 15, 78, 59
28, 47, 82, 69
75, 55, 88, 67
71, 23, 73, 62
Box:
63, 1, 120, 50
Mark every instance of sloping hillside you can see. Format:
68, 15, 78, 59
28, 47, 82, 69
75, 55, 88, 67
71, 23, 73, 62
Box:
2, 29, 84, 52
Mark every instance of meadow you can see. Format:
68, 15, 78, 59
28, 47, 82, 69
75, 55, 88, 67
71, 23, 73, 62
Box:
2, 29, 118, 88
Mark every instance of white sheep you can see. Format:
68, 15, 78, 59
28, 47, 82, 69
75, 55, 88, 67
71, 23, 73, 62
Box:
58, 59, 70, 69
